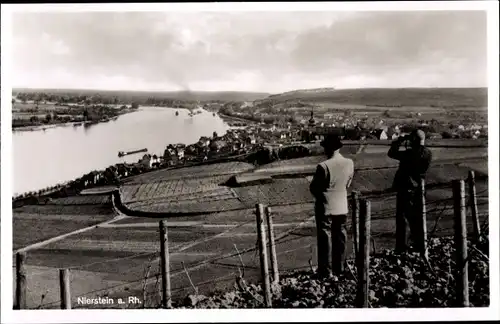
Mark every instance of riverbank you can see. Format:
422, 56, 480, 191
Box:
217, 113, 259, 126
12, 110, 130, 132
13, 106, 231, 197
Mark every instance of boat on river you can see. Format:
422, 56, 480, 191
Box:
118, 148, 148, 157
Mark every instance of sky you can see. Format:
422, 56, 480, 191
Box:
11, 10, 488, 93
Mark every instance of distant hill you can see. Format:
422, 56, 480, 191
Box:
12, 88, 270, 103
267, 87, 337, 98
261, 88, 488, 108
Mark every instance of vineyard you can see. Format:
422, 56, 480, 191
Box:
13, 176, 489, 309
116, 161, 486, 215
181, 236, 490, 308
123, 162, 255, 184
256, 146, 487, 175
12, 148, 490, 309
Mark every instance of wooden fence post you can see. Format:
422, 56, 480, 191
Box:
356, 199, 371, 308
159, 220, 172, 309
419, 179, 428, 260
395, 192, 406, 253
256, 203, 272, 307
351, 191, 360, 259
265, 206, 279, 285
467, 171, 481, 242
59, 269, 71, 309
452, 180, 470, 307
15, 252, 27, 310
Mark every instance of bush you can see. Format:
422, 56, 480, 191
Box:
177, 235, 489, 309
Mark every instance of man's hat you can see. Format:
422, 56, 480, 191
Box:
320, 133, 343, 150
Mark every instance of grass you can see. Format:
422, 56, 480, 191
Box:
13, 216, 112, 250
12, 102, 68, 112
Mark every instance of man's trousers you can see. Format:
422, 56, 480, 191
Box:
315, 214, 347, 276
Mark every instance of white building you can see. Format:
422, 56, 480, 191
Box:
177, 148, 185, 160
139, 154, 153, 169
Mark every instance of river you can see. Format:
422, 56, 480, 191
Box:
13, 106, 230, 195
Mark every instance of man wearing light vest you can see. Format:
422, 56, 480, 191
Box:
310, 134, 354, 277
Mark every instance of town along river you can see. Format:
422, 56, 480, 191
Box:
13, 106, 230, 195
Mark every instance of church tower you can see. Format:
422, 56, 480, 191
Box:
308, 110, 316, 127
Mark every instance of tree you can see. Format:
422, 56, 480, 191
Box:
441, 131, 453, 139
213, 131, 218, 139
45, 113, 52, 123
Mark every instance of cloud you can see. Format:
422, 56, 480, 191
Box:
11, 10, 487, 92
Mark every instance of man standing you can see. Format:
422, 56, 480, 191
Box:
388, 129, 432, 252
310, 134, 354, 277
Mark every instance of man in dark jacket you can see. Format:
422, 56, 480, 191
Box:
388, 129, 432, 252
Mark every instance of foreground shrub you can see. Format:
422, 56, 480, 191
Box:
177, 235, 489, 308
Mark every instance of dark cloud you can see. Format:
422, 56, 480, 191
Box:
12, 11, 487, 92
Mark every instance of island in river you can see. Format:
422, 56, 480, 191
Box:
12, 100, 139, 131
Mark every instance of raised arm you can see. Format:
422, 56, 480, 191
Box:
387, 138, 404, 160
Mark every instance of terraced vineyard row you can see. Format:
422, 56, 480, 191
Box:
48, 195, 111, 206
43, 239, 162, 254
121, 175, 231, 203
14, 204, 116, 216
257, 147, 487, 174
129, 198, 246, 214
125, 162, 255, 184
129, 188, 237, 206
121, 162, 486, 214
233, 178, 313, 208
13, 213, 115, 250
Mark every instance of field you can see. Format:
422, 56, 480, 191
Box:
13, 204, 116, 251
123, 162, 255, 184
112, 147, 488, 215
12, 102, 68, 111
13, 182, 488, 309
12, 146, 489, 309
265, 88, 487, 108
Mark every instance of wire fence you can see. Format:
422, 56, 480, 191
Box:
14, 175, 489, 309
